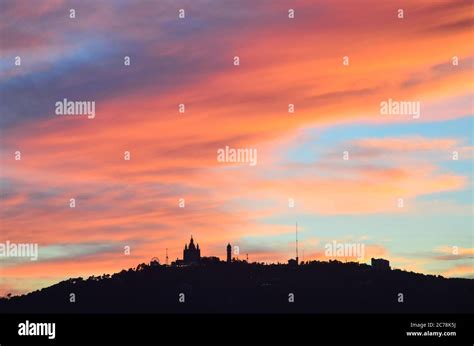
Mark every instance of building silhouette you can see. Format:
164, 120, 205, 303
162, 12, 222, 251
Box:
227, 243, 232, 263
183, 236, 200, 264
371, 258, 390, 271
172, 236, 225, 266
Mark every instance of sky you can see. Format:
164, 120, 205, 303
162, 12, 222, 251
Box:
0, 0, 473, 295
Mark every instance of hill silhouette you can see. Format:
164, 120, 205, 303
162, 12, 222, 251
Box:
1, 260, 472, 313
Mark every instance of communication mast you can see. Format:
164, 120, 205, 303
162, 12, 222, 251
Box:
296, 222, 299, 265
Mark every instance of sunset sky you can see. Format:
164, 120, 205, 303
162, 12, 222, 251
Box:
0, 0, 473, 295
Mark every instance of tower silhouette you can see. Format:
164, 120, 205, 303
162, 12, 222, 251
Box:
227, 243, 232, 263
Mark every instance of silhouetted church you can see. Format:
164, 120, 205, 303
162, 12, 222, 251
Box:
171, 238, 233, 266
183, 236, 200, 264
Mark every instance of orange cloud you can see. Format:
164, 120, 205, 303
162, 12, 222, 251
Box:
442, 264, 474, 278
